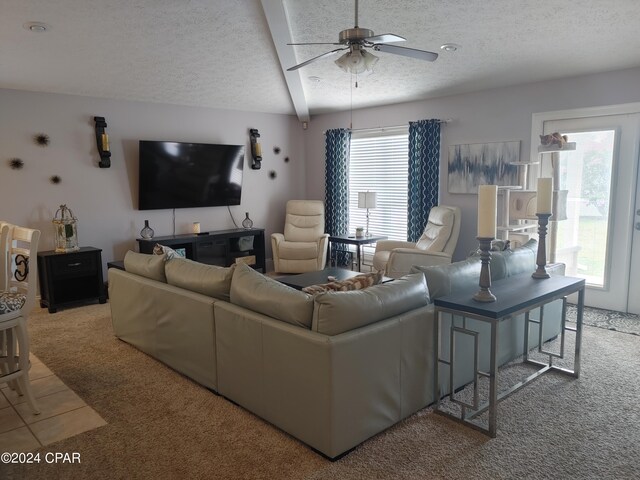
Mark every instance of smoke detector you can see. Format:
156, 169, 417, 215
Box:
23, 22, 50, 33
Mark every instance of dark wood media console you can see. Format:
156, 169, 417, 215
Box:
137, 228, 265, 272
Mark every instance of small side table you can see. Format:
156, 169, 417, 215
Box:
37, 247, 107, 313
328, 234, 387, 272
107, 260, 125, 271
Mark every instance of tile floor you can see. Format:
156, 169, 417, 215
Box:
0, 354, 106, 452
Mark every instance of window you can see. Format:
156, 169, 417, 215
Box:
554, 129, 615, 287
348, 127, 409, 241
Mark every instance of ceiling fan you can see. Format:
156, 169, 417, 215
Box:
286, 0, 438, 73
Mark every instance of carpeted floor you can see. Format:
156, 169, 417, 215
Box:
567, 304, 640, 336
4, 303, 639, 479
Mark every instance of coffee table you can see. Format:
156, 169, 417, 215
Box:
276, 267, 388, 290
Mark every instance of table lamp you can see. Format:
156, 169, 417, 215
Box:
358, 191, 377, 237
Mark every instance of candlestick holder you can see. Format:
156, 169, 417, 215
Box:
532, 213, 552, 279
473, 237, 497, 303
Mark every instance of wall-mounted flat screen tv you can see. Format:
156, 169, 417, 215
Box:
138, 141, 244, 210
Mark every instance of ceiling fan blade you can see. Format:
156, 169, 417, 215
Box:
364, 33, 405, 44
287, 47, 348, 71
373, 44, 438, 62
287, 42, 343, 46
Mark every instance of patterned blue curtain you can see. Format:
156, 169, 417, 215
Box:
407, 119, 441, 242
325, 128, 351, 266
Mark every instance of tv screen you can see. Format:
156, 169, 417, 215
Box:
138, 141, 244, 210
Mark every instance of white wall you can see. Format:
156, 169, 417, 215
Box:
0, 89, 306, 274
303, 67, 640, 260
3, 67, 640, 275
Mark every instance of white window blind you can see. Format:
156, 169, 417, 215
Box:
348, 127, 409, 241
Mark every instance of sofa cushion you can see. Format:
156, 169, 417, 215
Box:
230, 263, 313, 329
124, 250, 167, 283
412, 239, 539, 302
411, 258, 481, 302
165, 257, 234, 301
302, 271, 383, 294
311, 273, 429, 336
0, 292, 26, 315
497, 239, 537, 276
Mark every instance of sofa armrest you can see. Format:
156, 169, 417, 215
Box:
317, 234, 329, 269
547, 262, 566, 276
374, 240, 416, 253
270, 233, 285, 271
271, 232, 285, 244
386, 250, 452, 278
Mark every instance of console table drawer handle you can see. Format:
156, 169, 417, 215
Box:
67, 262, 82, 267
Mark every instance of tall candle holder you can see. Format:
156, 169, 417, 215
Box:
473, 237, 497, 303
532, 213, 552, 279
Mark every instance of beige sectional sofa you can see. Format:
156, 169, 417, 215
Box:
108, 240, 563, 459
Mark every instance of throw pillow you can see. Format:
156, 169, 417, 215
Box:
152, 243, 184, 259
302, 271, 383, 294
123, 250, 167, 282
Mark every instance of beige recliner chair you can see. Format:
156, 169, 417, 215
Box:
271, 200, 329, 273
373, 205, 461, 278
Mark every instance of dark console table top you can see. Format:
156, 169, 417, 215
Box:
433, 273, 585, 319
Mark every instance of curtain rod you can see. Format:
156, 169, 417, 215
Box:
324, 119, 451, 134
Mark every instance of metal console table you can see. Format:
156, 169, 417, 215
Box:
433, 273, 585, 437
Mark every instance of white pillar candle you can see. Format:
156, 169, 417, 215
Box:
477, 185, 498, 238
193, 222, 201, 234
536, 177, 553, 214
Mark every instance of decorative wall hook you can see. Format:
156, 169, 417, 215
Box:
249, 128, 262, 170
94, 116, 111, 168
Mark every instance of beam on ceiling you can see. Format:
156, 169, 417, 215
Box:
260, 0, 310, 122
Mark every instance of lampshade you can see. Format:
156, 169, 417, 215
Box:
335, 46, 379, 74
358, 191, 377, 209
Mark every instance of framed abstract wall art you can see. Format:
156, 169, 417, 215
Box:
448, 141, 521, 194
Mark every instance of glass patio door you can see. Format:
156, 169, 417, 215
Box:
542, 114, 640, 313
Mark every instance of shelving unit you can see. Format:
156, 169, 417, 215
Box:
537, 142, 576, 153
538, 142, 576, 261
137, 228, 266, 272
497, 142, 576, 246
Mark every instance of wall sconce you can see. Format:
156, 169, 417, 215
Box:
94, 116, 111, 168
249, 128, 262, 170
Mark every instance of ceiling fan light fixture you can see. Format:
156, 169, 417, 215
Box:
335, 47, 379, 74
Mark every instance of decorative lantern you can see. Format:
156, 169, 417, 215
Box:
53, 204, 79, 253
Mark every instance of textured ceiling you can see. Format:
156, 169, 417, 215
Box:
0, 0, 293, 114
2, 1, 640, 118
